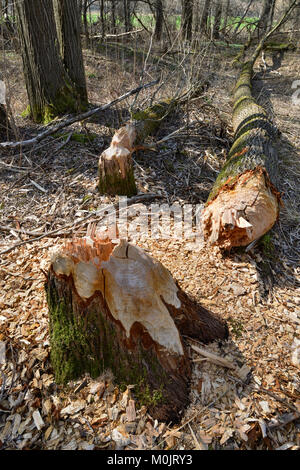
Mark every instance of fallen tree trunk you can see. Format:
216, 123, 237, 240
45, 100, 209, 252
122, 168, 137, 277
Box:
202, 61, 281, 248
202, 1, 298, 249
98, 99, 174, 196
46, 234, 228, 422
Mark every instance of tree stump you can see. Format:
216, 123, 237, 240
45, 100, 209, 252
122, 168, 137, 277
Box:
46, 233, 228, 422
98, 99, 175, 197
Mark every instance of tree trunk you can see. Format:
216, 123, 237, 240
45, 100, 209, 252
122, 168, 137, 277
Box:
202, 1, 298, 249
222, 0, 230, 32
154, 0, 163, 41
82, 0, 90, 46
15, 0, 84, 123
202, 60, 280, 249
181, 0, 193, 41
212, 0, 222, 39
123, 0, 132, 32
46, 235, 228, 422
0, 104, 11, 141
53, 0, 88, 106
199, 0, 210, 35
98, 99, 175, 196
258, 0, 275, 38
111, 0, 117, 34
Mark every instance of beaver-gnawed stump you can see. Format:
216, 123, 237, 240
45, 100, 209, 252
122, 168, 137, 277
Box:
46, 234, 228, 422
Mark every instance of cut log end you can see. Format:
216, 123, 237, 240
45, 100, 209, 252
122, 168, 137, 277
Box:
46, 235, 228, 422
202, 169, 280, 249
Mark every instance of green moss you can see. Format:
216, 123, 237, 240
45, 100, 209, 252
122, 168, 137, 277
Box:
131, 99, 174, 142
228, 317, 244, 338
27, 83, 88, 124
21, 105, 31, 119
46, 274, 171, 409
263, 42, 296, 51
98, 166, 137, 196
259, 233, 275, 259
135, 380, 165, 408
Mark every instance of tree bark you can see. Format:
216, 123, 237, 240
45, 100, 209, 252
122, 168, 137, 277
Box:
212, 0, 222, 39
53, 0, 88, 106
15, 0, 85, 123
222, 0, 230, 32
154, 0, 163, 41
0, 104, 11, 141
181, 0, 193, 41
202, 1, 298, 249
46, 236, 228, 422
98, 99, 175, 196
258, 0, 275, 38
202, 60, 281, 249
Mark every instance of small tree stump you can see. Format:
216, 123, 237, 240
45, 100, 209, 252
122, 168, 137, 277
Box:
46, 234, 228, 422
98, 99, 175, 197
98, 124, 137, 196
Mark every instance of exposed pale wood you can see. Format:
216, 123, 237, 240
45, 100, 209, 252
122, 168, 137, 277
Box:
47, 234, 228, 421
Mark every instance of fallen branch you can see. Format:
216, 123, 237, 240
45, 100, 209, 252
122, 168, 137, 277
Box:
98, 99, 176, 196
0, 193, 163, 255
91, 29, 143, 39
0, 80, 159, 150
191, 344, 235, 369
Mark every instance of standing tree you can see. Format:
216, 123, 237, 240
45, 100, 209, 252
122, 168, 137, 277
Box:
15, 0, 86, 123
154, 0, 163, 41
211, 0, 222, 39
123, 0, 132, 32
199, 0, 210, 36
181, 0, 193, 41
53, 0, 88, 105
257, 0, 276, 37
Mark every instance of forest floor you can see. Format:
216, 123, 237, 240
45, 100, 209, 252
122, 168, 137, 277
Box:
0, 36, 299, 450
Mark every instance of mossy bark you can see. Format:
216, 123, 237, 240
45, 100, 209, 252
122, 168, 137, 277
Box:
53, 0, 88, 106
98, 99, 175, 197
208, 61, 279, 202
202, 60, 281, 248
46, 240, 228, 422
16, 0, 87, 123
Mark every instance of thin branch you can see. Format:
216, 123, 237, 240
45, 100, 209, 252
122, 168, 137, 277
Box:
0, 80, 159, 151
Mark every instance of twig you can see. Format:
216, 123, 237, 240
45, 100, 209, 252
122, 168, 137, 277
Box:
0, 80, 159, 150
191, 344, 236, 369
188, 423, 207, 450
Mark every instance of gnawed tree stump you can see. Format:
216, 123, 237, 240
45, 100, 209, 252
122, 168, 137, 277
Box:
202, 60, 281, 249
46, 234, 228, 422
98, 99, 174, 196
